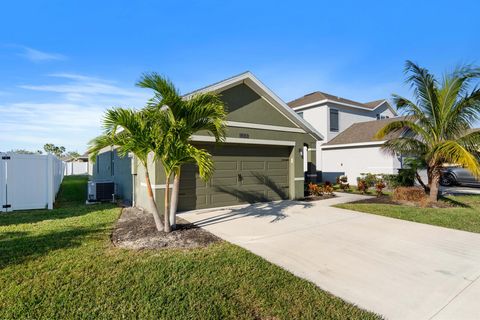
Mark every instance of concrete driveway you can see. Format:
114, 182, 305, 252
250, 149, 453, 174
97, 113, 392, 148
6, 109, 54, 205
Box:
180, 193, 480, 320
441, 185, 480, 196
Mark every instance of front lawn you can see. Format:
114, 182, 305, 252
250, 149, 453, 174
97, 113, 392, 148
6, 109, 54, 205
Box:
336, 195, 480, 234
0, 176, 378, 319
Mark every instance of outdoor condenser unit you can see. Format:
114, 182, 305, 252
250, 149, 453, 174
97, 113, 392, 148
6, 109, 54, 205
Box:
88, 181, 116, 202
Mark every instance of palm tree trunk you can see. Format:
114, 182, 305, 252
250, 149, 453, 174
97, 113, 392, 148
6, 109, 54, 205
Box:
415, 171, 429, 193
164, 173, 172, 233
169, 171, 180, 229
145, 171, 164, 231
428, 168, 440, 202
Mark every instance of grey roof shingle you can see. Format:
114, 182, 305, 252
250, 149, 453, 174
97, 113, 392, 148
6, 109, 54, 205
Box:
323, 117, 407, 146
287, 91, 386, 109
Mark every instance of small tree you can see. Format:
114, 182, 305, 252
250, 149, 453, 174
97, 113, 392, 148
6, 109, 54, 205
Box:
376, 61, 480, 201
88, 108, 164, 231
44, 143, 66, 157
137, 73, 227, 233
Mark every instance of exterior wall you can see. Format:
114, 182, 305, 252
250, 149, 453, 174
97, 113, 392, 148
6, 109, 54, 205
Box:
91, 148, 133, 203
223, 84, 297, 127
321, 145, 401, 184
132, 83, 319, 215
326, 102, 393, 142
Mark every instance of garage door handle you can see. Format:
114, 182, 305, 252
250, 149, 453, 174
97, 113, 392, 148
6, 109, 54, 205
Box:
238, 173, 243, 182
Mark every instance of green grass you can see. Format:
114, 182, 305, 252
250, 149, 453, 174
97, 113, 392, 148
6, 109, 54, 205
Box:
336, 195, 480, 234
0, 176, 378, 319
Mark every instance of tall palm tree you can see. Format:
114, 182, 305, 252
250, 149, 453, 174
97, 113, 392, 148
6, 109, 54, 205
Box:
88, 108, 164, 231
376, 61, 480, 201
137, 73, 227, 232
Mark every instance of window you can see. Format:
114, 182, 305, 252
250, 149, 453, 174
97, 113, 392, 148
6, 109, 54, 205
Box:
298, 111, 304, 118
96, 156, 99, 173
330, 109, 339, 132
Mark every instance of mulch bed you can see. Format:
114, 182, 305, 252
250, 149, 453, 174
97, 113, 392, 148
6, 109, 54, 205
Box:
344, 195, 455, 208
112, 207, 221, 250
301, 194, 336, 201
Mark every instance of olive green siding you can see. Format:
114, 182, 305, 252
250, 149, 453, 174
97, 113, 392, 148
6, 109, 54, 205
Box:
131, 82, 318, 214
222, 84, 296, 127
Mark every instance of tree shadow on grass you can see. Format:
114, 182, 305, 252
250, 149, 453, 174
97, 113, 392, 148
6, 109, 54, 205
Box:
439, 196, 472, 208
0, 204, 114, 227
0, 223, 109, 269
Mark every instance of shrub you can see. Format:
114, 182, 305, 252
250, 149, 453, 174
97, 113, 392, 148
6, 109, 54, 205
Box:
307, 182, 323, 196
336, 175, 350, 191
324, 184, 334, 195
360, 173, 378, 187
392, 187, 426, 202
375, 180, 386, 196
382, 170, 415, 189
357, 179, 369, 194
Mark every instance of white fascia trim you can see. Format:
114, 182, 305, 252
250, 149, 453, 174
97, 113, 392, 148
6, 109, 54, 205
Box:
184, 71, 324, 141
321, 141, 386, 149
294, 177, 305, 181
226, 121, 305, 133
140, 182, 174, 189
293, 99, 397, 115
191, 135, 296, 146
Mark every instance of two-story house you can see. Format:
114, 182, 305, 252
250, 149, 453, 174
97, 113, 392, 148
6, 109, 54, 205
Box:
288, 91, 402, 184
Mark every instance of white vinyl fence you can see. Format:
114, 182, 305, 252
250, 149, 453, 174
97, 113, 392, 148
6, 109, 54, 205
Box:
64, 161, 88, 176
0, 153, 64, 212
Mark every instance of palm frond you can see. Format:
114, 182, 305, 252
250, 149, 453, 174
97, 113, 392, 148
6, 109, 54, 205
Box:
381, 138, 427, 157
431, 141, 480, 177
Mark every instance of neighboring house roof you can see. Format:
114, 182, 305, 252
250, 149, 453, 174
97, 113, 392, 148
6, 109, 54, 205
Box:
185, 71, 324, 141
323, 117, 407, 147
287, 91, 396, 115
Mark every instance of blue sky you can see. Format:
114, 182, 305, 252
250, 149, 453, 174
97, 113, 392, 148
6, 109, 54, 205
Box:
1, 0, 479, 153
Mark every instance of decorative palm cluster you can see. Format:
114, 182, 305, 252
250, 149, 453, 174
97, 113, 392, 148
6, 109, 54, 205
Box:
88, 73, 227, 232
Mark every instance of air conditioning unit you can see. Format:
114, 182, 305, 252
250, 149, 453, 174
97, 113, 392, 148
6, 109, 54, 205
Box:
88, 180, 116, 202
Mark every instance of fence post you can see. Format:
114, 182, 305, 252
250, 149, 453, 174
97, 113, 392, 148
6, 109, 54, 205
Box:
47, 154, 54, 210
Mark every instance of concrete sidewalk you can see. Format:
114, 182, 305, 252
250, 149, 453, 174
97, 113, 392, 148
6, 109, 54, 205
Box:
180, 193, 480, 320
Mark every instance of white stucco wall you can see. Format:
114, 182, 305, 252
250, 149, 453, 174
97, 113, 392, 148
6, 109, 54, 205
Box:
321, 145, 401, 184
298, 102, 395, 143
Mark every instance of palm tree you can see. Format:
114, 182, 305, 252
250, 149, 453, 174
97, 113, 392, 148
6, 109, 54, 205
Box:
137, 73, 227, 232
88, 108, 164, 231
376, 61, 480, 201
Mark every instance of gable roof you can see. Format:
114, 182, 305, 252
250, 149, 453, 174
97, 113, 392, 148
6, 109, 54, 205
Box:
323, 117, 407, 147
185, 71, 324, 141
288, 91, 396, 115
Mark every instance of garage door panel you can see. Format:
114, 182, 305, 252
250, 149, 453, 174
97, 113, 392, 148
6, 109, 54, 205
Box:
211, 192, 238, 204
267, 161, 289, 169
241, 161, 265, 170
215, 161, 237, 171
265, 176, 288, 184
211, 177, 237, 187
178, 144, 290, 211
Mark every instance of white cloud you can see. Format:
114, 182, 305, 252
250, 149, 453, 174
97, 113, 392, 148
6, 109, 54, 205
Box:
18, 46, 66, 62
0, 73, 151, 152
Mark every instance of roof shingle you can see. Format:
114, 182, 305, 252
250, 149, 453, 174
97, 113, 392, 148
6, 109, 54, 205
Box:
323, 117, 407, 146
287, 91, 386, 110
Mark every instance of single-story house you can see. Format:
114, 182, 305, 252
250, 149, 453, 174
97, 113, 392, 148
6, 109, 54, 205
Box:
320, 117, 405, 183
91, 72, 323, 213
